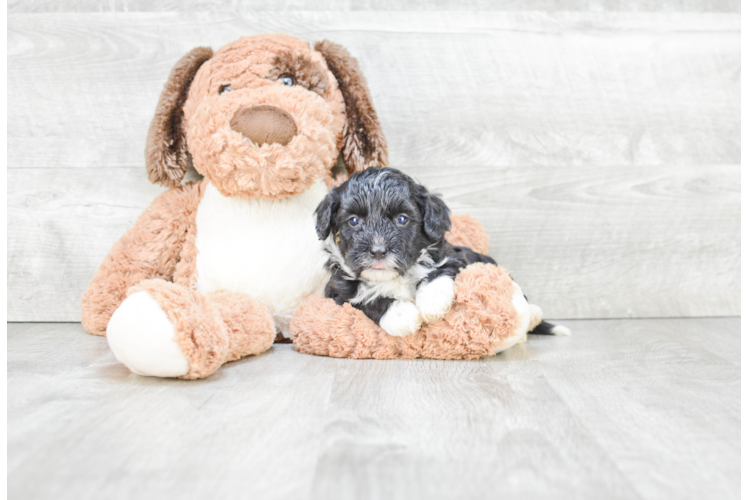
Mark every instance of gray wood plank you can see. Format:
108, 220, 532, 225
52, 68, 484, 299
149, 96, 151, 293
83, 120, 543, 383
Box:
7, 163, 739, 322
8, 12, 740, 170
8, 168, 166, 322
535, 317, 741, 500
8, 0, 741, 13
7, 318, 740, 500
7, 10, 740, 322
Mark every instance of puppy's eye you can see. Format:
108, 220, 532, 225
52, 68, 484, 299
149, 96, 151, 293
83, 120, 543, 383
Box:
279, 75, 295, 86
396, 215, 409, 226
349, 216, 361, 227
219, 84, 233, 94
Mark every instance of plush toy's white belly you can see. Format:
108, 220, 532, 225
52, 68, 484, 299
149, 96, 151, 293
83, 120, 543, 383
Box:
194, 180, 329, 336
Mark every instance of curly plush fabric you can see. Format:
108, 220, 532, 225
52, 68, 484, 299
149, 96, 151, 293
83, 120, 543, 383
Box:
81, 181, 206, 336
290, 263, 521, 360
128, 280, 276, 379
445, 214, 491, 255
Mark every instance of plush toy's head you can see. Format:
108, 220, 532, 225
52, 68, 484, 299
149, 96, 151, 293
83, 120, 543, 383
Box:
145, 33, 388, 198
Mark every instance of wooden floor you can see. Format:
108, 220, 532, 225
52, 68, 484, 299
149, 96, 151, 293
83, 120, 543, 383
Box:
8, 318, 739, 500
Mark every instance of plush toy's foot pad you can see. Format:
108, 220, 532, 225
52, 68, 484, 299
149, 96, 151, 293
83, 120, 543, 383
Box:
491, 281, 533, 354
107, 291, 190, 377
106, 279, 240, 379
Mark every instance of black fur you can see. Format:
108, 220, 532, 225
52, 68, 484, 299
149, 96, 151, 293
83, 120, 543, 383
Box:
314, 167, 495, 326
529, 320, 562, 335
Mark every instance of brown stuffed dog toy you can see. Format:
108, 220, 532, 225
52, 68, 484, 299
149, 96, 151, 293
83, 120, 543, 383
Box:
81, 34, 533, 379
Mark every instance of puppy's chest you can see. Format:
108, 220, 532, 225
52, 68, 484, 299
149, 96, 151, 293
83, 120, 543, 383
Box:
353, 278, 416, 303
351, 265, 431, 305
193, 181, 329, 307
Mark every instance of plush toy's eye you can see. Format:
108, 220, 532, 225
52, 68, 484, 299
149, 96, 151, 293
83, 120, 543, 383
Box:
219, 84, 233, 94
349, 216, 361, 227
396, 215, 409, 226
279, 75, 296, 86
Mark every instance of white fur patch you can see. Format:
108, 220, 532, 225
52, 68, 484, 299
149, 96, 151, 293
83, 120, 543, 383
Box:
195, 180, 330, 337
323, 234, 356, 280
415, 275, 455, 322
360, 268, 399, 282
351, 266, 425, 305
348, 246, 443, 306
379, 300, 423, 337
551, 325, 573, 336
106, 291, 190, 377
528, 304, 543, 331
492, 281, 533, 354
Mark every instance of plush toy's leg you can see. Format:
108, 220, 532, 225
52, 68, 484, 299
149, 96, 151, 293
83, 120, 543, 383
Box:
81, 183, 205, 337
107, 279, 275, 379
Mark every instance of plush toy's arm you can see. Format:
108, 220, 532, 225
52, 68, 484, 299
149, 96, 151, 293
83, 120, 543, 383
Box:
291, 263, 528, 359
81, 182, 205, 335
445, 214, 490, 255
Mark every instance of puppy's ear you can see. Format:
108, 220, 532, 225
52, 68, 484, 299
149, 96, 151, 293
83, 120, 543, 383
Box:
145, 47, 213, 187
314, 40, 388, 175
314, 188, 341, 240
417, 186, 452, 240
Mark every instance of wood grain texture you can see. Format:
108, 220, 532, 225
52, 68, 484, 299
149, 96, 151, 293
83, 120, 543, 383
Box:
8, 0, 741, 12
7, 10, 740, 321
7, 318, 740, 500
7, 163, 739, 321
8, 12, 739, 170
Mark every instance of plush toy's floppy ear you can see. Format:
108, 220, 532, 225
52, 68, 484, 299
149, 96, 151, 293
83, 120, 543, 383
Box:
145, 47, 213, 187
314, 40, 388, 174
314, 188, 341, 240
416, 185, 452, 240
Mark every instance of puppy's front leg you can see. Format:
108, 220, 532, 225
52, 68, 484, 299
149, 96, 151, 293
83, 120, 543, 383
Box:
356, 296, 422, 337
416, 275, 456, 322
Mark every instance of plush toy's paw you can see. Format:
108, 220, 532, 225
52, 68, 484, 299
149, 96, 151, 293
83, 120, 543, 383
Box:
380, 300, 423, 337
416, 276, 455, 322
105, 279, 249, 379
491, 281, 534, 354
107, 291, 190, 377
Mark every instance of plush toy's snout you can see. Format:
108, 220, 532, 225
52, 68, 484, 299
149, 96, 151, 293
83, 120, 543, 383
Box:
230, 105, 298, 146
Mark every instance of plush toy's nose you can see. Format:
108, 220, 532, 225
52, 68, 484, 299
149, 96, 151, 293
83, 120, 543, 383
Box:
230, 105, 297, 146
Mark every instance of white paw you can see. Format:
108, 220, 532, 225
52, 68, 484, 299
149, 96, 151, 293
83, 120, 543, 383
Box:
106, 291, 190, 377
550, 325, 573, 336
415, 276, 455, 322
379, 300, 423, 337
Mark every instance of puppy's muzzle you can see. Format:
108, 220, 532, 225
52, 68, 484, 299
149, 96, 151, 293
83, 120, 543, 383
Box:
230, 105, 297, 146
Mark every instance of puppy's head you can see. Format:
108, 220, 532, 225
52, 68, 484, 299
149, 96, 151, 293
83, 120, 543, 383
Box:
145, 34, 388, 198
315, 167, 452, 282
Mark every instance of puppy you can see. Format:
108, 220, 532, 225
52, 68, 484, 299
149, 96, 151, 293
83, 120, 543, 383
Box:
314, 167, 568, 338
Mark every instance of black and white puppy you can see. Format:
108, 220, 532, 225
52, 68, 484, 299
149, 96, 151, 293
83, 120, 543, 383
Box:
314, 167, 499, 337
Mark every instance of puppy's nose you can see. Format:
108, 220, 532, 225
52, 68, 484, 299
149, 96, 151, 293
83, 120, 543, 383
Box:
371, 244, 388, 259
230, 105, 297, 146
